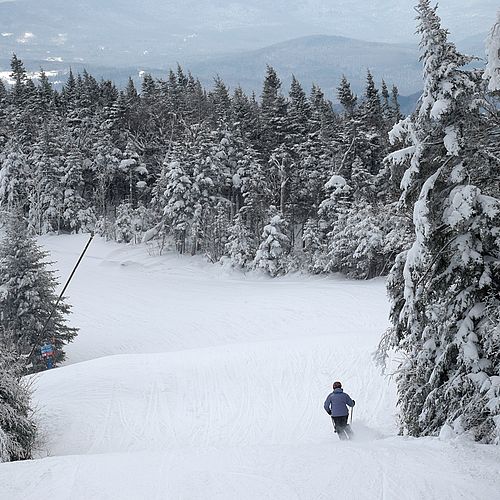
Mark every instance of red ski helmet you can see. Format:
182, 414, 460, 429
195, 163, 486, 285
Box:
333, 381, 342, 389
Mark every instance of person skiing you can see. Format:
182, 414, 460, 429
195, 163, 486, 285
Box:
324, 381, 355, 440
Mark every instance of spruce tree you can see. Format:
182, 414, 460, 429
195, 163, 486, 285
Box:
390, 85, 403, 124
378, 1, 500, 443
287, 76, 310, 145
361, 70, 382, 129
124, 77, 139, 101
484, 11, 500, 93
161, 159, 195, 254
231, 86, 259, 143
0, 354, 36, 462
9, 54, 28, 106
0, 147, 29, 213
210, 76, 231, 125
337, 75, 357, 117
260, 66, 288, 154
223, 212, 256, 269
36, 69, 55, 115
253, 207, 290, 277
0, 215, 78, 371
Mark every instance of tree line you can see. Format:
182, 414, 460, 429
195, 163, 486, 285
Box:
1, 50, 410, 278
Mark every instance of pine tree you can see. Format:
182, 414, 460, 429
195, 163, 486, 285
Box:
141, 73, 158, 102
92, 131, 121, 235
61, 68, 77, 109
232, 140, 270, 237
9, 54, 28, 106
212, 127, 246, 218
114, 202, 136, 243
0, 215, 78, 370
260, 66, 288, 154
390, 85, 403, 124
26, 142, 62, 234
0, 147, 28, 213
223, 212, 256, 269
119, 140, 148, 206
161, 159, 195, 254
36, 69, 55, 115
287, 76, 310, 145
484, 11, 500, 93
358, 71, 387, 175
60, 144, 94, 233
326, 202, 384, 279
124, 77, 139, 101
210, 76, 231, 125
361, 71, 382, 129
231, 86, 259, 143
0, 354, 36, 462
310, 84, 336, 139
253, 207, 290, 277
337, 75, 357, 117
203, 200, 230, 262
303, 217, 328, 273
378, 0, 500, 443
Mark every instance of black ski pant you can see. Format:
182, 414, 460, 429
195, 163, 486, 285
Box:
331, 415, 352, 440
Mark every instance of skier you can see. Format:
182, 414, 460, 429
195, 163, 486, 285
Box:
324, 381, 355, 440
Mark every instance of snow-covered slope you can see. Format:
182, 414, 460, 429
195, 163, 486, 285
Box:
1, 235, 499, 499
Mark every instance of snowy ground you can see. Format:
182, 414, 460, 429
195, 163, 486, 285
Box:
1, 234, 499, 499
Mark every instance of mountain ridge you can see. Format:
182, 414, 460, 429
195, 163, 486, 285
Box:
0, 32, 488, 115
0, 0, 497, 68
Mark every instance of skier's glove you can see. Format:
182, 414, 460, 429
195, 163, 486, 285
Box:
352, 400, 355, 405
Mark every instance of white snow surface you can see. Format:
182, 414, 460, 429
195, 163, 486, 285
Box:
1, 234, 499, 499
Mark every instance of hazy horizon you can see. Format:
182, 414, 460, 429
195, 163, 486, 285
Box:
0, 0, 497, 69
0, 0, 497, 102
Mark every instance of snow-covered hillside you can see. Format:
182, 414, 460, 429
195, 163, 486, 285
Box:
1, 235, 499, 499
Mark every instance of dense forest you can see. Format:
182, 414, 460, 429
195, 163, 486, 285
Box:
0, 50, 414, 278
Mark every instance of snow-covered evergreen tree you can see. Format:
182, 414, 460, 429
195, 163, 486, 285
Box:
303, 216, 329, 274
326, 203, 384, 279
161, 159, 195, 254
223, 212, 256, 269
0, 147, 28, 213
260, 66, 288, 155
0, 354, 36, 462
484, 11, 500, 93
60, 146, 95, 233
0, 215, 78, 370
253, 207, 290, 277
378, 1, 500, 443
118, 140, 148, 206
337, 75, 357, 117
203, 200, 230, 262
114, 202, 136, 243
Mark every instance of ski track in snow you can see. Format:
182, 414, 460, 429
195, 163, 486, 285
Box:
1, 234, 499, 499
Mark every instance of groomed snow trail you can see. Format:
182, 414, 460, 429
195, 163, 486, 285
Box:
1, 235, 499, 500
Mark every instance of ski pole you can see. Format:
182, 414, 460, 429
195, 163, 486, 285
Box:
350, 407, 353, 425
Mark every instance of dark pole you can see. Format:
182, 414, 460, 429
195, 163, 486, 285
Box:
27, 232, 94, 362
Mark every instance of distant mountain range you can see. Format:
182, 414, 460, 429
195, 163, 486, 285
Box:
183, 35, 422, 97
0, 0, 494, 113
0, 0, 497, 67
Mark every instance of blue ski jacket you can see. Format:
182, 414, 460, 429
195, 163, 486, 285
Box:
324, 388, 355, 417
